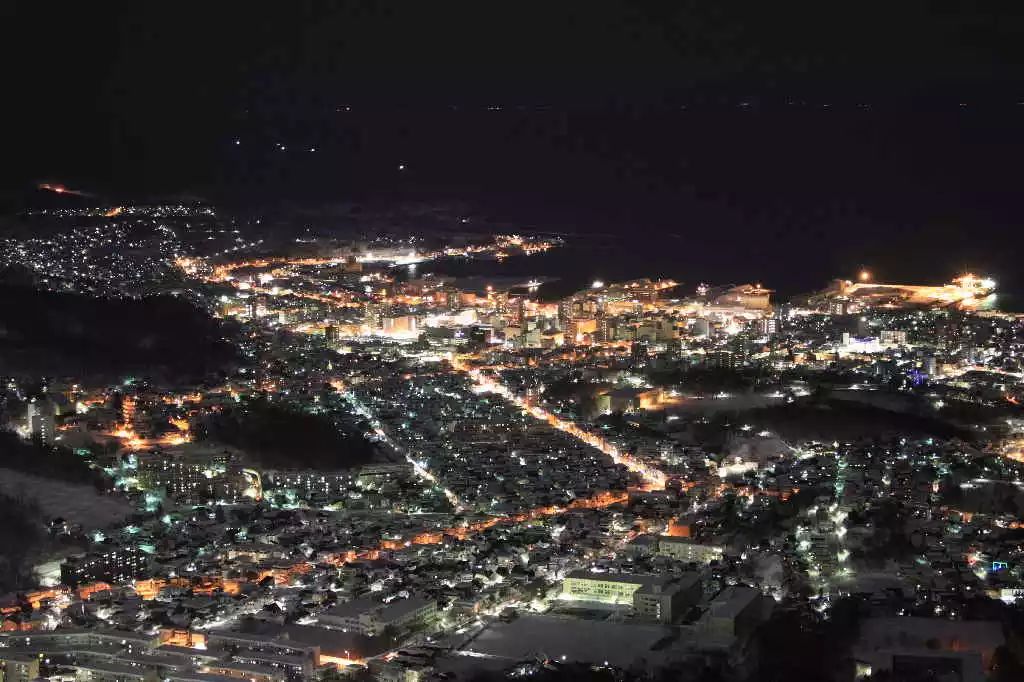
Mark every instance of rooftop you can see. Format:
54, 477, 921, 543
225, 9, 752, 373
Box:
565, 570, 675, 589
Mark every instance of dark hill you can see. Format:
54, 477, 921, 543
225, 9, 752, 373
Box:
0, 285, 236, 381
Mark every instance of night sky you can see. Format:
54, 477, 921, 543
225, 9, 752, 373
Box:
4, 2, 1024, 293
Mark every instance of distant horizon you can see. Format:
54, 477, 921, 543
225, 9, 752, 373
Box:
5, 198, 1017, 312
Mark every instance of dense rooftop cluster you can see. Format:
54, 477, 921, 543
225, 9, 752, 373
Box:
1, 210, 1023, 681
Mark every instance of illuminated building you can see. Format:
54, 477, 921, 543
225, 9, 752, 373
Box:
26, 395, 56, 444
560, 570, 699, 623
561, 570, 660, 604
594, 308, 610, 342
382, 315, 418, 336
706, 349, 736, 370
630, 339, 649, 367
60, 547, 148, 587
712, 284, 773, 310
264, 470, 354, 499
61, 659, 154, 682
0, 653, 40, 682
598, 387, 667, 414
656, 537, 724, 564
756, 317, 778, 337
729, 331, 753, 364
633, 281, 658, 304
879, 329, 908, 345
205, 631, 318, 679
318, 595, 437, 636
814, 274, 996, 311
355, 463, 414, 488
831, 298, 852, 315
364, 301, 390, 329
0, 629, 158, 651
568, 317, 597, 343
137, 453, 213, 498
135, 451, 256, 502
194, 665, 285, 682
557, 299, 573, 331
443, 288, 460, 311
634, 573, 701, 623
665, 518, 694, 538
938, 314, 966, 352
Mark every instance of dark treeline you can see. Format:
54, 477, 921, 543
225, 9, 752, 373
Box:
0, 430, 113, 490
0, 283, 237, 381
199, 397, 375, 470
0, 490, 44, 593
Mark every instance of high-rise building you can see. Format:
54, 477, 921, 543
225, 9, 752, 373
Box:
61, 546, 148, 586
756, 317, 778, 337
557, 299, 574, 331
729, 331, 752, 365
26, 395, 56, 444
595, 311, 610, 343
515, 297, 527, 326
707, 350, 736, 370
631, 339, 649, 367
938, 314, 965, 353
364, 301, 391, 330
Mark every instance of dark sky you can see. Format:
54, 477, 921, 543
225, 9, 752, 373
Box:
4, 1, 1024, 291
5, 1, 1023, 193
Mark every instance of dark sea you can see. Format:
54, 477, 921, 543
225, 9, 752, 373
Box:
420, 233, 1024, 311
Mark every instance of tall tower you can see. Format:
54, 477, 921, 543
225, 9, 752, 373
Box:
631, 339, 650, 368
27, 395, 56, 445
557, 299, 574, 332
